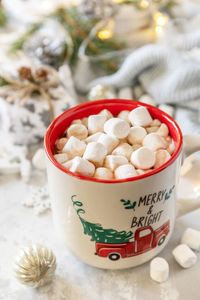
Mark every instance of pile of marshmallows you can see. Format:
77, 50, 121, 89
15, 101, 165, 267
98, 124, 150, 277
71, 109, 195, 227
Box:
54, 106, 175, 180
150, 228, 200, 283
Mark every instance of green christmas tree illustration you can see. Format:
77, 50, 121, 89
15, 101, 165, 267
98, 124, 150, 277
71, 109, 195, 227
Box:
71, 195, 134, 244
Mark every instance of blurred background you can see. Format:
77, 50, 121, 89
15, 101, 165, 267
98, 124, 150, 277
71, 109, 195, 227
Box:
1, 1, 200, 299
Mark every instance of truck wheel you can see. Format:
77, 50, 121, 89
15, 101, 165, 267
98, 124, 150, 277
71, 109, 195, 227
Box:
108, 253, 121, 261
158, 235, 166, 246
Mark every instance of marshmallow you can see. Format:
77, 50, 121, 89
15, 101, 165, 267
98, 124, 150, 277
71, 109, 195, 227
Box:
98, 109, 113, 120
94, 167, 113, 180
127, 126, 147, 145
54, 153, 69, 164
104, 118, 130, 139
69, 157, 95, 177
129, 107, 153, 127
156, 123, 169, 138
85, 132, 103, 144
158, 104, 174, 117
131, 147, 155, 169
150, 257, 169, 283
146, 126, 159, 133
150, 119, 161, 127
115, 164, 137, 179
118, 87, 133, 100
117, 110, 131, 125
62, 159, 73, 170
167, 139, 175, 155
83, 142, 106, 166
104, 155, 128, 171
112, 143, 133, 160
132, 144, 141, 151
133, 85, 143, 99
62, 136, 86, 158
139, 95, 156, 106
81, 117, 88, 128
154, 150, 171, 169
172, 244, 197, 268
137, 169, 152, 175
88, 115, 106, 134
143, 133, 167, 151
181, 228, 200, 251
32, 149, 46, 170
98, 133, 119, 154
67, 124, 88, 140
55, 138, 68, 151
71, 119, 82, 125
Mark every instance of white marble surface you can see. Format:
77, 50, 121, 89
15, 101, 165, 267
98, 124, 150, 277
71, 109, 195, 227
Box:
1, 159, 200, 300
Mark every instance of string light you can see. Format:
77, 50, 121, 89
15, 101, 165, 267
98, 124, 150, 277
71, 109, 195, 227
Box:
154, 12, 168, 36
97, 20, 114, 40
112, 0, 125, 3
139, 0, 149, 9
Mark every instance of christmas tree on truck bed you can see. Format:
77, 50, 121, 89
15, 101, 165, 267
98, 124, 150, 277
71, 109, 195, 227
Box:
71, 195, 133, 244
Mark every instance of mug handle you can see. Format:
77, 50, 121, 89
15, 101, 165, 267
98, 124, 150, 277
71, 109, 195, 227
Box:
177, 134, 200, 217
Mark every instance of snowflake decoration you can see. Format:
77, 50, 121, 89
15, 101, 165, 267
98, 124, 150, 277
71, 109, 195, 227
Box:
22, 185, 51, 215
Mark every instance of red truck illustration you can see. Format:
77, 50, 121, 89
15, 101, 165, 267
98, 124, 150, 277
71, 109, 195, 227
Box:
95, 220, 170, 261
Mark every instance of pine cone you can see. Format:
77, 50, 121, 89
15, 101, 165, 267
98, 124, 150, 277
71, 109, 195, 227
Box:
34, 68, 48, 82
18, 66, 33, 81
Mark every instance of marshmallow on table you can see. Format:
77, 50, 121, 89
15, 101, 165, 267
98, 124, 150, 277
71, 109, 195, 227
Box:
67, 124, 88, 140
94, 167, 113, 180
112, 143, 133, 160
117, 110, 131, 125
129, 107, 153, 127
104, 155, 128, 171
158, 104, 174, 117
83, 142, 106, 166
85, 132, 103, 144
143, 133, 167, 151
172, 244, 197, 268
32, 149, 46, 170
98, 133, 119, 154
131, 147, 155, 169
127, 126, 147, 145
71, 119, 82, 125
139, 95, 156, 106
156, 123, 169, 138
150, 257, 169, 283
55, 137, 68, 151
54, 153, 69, 164
118, 87, 133, 100
104, 118, 130, 139
81, 117, 88, 128
154, 150, 171, 169
88, 115, 106, 134
114, 164, 137, 179
181, 228, 200, 251
98, 109, 113, 120
62, 136, 86, 158
69, 156, 95, 177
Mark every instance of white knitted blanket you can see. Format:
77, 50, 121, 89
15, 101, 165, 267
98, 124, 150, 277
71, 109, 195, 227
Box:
91, 29, 200, 104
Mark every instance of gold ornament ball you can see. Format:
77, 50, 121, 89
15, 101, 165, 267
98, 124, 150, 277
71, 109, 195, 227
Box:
14, 244, 56, 288
88, 84, 116, 101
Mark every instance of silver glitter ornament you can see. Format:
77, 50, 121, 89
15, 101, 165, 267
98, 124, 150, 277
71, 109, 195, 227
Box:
88, 84, 116, 100
14, 244, 56, 288
78, 0, 116, 20
24, 20, 73, 68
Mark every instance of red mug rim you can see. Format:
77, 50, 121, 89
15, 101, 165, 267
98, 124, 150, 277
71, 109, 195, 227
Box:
44, 99, 182, 184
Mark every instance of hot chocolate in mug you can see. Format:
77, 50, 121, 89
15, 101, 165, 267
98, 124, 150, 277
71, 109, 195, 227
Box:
44, 99, 200, 269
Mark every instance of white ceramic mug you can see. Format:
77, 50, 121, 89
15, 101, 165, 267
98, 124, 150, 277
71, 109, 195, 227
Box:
44, 99, 200, 269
